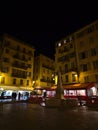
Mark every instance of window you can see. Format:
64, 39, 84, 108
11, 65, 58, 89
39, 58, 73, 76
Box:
64, 46, 69, 52
58, 43, 61, 47
72, 74, 76, 82
17, 45, 20, 50
84, 76, 89, 83
70, 52, 75, 58
5, 41, 10, 46
20, 79, 23, 85
13, 79, 16, 85
65, 75, 69, 82
28, 64, 32, 68
27, 80, 29, 85
95, 74, 98, 82
28, 50, 32, 55
42, 76, 45, 80
91, 48, 97, 56
58, 49, 62, 53
95, 23, 98, 30
47, 70, 49, 74
43, 69, 45, 73
47, 77, 49, 81
79, 41, 84, 48
23, 48, 26, 53
22, 55, 26, 60
1, 77, 5, 84
69, 36, 72, 42
91, 47, 98, 56
28, 57, 31, 60
65, 64, 68, 72
27, 72, 31, 77
82, 64, 88, 71
80, 64, 89, 72
5, 49, 9, 53
1, 66, 9, 73
58, 55, 69, 62
77, 30, 85, 38
85, 25, 94, 34
79, 51, 88, 59
93, 60, 98, 69
89, 37, 94, 44
59, 66, 62, 72
70, 43, 73, 48
71, 62, 75, 69
64, 40, 67, 44
3, 57, 9, 63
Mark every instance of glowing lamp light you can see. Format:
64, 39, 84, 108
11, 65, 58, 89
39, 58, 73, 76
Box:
75, 74, 77, 77
33, 81, 35, 84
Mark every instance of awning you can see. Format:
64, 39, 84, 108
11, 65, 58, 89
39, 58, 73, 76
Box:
0, 85, 33, 91
19, 87, 33, 91
0, 86, 19, 91
33, 83, 95, 91
63, 82, 95, 90
34, 87, 52, 91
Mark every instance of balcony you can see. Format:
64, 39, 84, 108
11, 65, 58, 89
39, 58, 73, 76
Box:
13, 54, 28, 62
42, 64, 54, 70
69, 67, 78, 72
12, 63, 28, 70
40, 78, 55, 83
11, 73, 27, 79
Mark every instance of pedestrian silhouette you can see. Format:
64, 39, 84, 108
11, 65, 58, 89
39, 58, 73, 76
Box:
18, 92, 21, 100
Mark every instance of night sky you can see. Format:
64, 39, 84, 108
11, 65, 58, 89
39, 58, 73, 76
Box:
0, 1, 98, 59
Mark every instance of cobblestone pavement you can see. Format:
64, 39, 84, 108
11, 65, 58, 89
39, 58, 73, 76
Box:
0, 103, 98, 130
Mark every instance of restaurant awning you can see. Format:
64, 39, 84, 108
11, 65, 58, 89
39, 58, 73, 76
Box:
50, 83, 95, 90
0, 86, 19, 91
0, 85, 33, 91
34, 87, 52, 91
19, 87, 33, 91
63, 82, 95, 90
33, 83, 95, 91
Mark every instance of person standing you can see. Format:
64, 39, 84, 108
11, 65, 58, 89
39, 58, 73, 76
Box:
43, 91, 47, 101
77, 95, 82, 106
18, 92, 21, 100
1, 92, 4, 99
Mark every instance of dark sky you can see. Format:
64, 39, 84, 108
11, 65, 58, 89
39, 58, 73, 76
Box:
0, 1, 98, 59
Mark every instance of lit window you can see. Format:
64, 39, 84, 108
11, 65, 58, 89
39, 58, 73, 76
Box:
91, 87, 97, 96
64, 40, 67, 44
58, 43, 61, 47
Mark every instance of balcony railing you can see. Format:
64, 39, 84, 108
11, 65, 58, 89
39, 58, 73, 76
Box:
61, 67, 78, 74
40, 79, 55, 83
11, 73, 27, 79
13, 55, 28, 62
12, 63, 28, 70
42, 64, 54, 70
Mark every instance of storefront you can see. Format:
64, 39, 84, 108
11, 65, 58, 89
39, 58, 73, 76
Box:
32, 82, 98, 100
0, 85, 33, 100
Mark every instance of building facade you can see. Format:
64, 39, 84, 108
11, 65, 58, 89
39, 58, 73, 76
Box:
0, 34, 35, 98
75, 20, 98, 83
55, 20, 98, 84
55, 20, 98, 97
33, 54, 55, 89
55, 34, 77, 84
